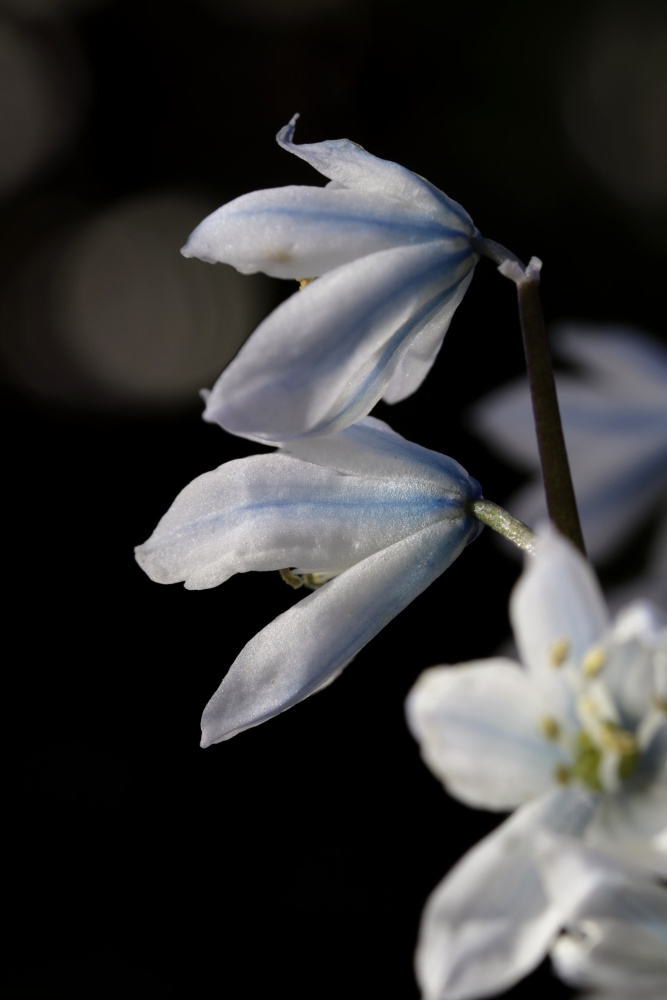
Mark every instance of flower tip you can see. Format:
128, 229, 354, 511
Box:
180, 234, 216, 264
277, 112, 300, 146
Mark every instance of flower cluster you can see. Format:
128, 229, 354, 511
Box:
407, 529, 666, 999
136, 120, 667, 999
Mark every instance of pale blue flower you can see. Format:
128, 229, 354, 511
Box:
135, 417, 482, 743
471, 325, 667, 605
182, 115, 479, 444
406, 529, 666, 999
539, 836, 667, 1000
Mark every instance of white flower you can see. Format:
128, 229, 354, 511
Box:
470, 324, 667, 604
135, 417, 482, 743
406, 529, 667, 999
538, 835, 667, 1000
182, 115, 479, 444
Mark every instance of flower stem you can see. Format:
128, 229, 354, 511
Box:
471, 238, 586, 555
468, 499, 537, 554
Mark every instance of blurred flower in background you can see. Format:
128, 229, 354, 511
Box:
561, 6, 667, 211
0, 16, 87, 197
471, 325, 667, 606
0, 194, 270, 409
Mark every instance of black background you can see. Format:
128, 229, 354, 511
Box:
4, 0, 667, 996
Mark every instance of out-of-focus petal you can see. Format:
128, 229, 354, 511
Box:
553, 920, 667, 997
536, 835, 667, 996
415, 790, 594, 1000
203, 241, 475, 444
282, 416, 482, 496
556, 324, 667, 406
406, 660, 569, 810
276, 114, 475, 231
181, 184, 460, 278
134, 452, 463, 590
585, 766, 667, 875
603, 602, 667, 728
510, 530, 609, 722
469, 324, 667, 565
200, 516, 478, 745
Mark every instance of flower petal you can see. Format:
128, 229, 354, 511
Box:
203, 241, 475, 443
556, 323, 667, 406
470, 325, 667, 564
134, 451, 468, 590
181, 184, 462, 278
552, 919, 667, 997
603, 601, 667, 728
406, 660, 569, 810
510, 529, 609, 722
277, 114, 475, 231
584, 770, 667, 875
415, 789, 594, 1000
536, 836, 667, 996
381, 266, 475, 404
200, 517, 478, 744
282, 416, 482, 495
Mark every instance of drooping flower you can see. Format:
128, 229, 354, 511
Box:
135, 417, 482, 743
406, 528, 666, 999
181, 115, 479, 445
470, 324, 667, 604
538, 835, 667, 1000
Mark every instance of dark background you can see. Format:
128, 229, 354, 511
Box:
4, 0, 667, 996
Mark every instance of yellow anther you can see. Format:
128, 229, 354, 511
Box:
549, 638, 570, 667
555, 764, 571, 785
300, 571, 336, 590
297, 277, 315, 290
279, 568, 304, 590
540, 716, 560, 740
600, 721, 638, 757
582, 646, 606, 677
652, 696, 667, 713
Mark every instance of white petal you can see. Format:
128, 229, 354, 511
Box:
181, 184, 462, 278
415, 790, 595, 1000
203, 241, 475, 443
200, 517, 478, 744
552, 921, 667, 997
537, 835, 667, 996
510, 529, 609, 721
382, 267, 475, 404
536, 831, 667, 921
603, 601, 667, 728
281, 416, 482, 495
277, 114, 475, 231
584, 776, 667, 875
556, 323, 667, 406
406, 660, 568, 810
470, 325, 667, 564
134, 452, 469, 590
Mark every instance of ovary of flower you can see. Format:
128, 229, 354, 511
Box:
135, 416, 482, 744
405, 529, 667, 1000
181, 114, 479, 445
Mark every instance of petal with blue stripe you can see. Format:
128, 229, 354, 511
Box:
200, 515, 477, 745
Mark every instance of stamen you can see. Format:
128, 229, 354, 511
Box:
540, 716, 560, 740
582, 646, 606, 677
555, 764, 571, 785
297, 277, 315, 290
549, 638, 570, 667
279, 568, 304, 590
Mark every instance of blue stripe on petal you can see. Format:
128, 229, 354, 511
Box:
200, 516, 477, 744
